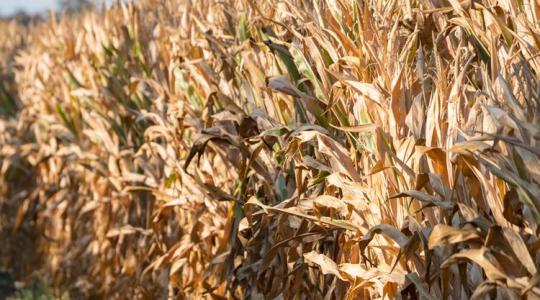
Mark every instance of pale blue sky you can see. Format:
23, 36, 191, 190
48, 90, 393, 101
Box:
0, 0, 115, 16
0, 0, 59, 16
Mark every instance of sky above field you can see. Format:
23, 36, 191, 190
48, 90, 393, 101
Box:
0, 0, 58, 16
0, 0, 116, 16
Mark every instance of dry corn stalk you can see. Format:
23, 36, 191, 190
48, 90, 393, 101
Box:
1, 0, 540, 298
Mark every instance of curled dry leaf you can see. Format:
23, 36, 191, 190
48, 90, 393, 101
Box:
428, 224, 480, 249
303, 251, 344, 280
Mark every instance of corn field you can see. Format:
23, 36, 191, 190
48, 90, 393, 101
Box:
1, 0, 540, 298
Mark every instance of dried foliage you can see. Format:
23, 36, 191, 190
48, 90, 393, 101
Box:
1, 0, 540, 298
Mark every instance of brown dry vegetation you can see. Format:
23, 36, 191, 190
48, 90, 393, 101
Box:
1, 0, 540, 299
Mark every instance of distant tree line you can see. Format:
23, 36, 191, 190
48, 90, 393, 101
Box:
59, 0, 94, 14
